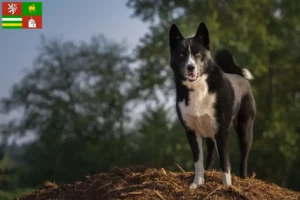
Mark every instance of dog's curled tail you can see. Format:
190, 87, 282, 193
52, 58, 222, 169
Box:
214, 48, 254, 80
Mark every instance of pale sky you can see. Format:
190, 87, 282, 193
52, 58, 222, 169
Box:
0, 0, 148, 98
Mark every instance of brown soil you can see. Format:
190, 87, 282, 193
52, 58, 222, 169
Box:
16, 166, 300, 200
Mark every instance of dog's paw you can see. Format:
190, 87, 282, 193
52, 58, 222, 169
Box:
189, 183, 199, 190
189, 181, 204, 190
189, 174, 204, 190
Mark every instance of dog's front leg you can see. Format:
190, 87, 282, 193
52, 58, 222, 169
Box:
186, 130, 204, 189
205, 138, 215, 170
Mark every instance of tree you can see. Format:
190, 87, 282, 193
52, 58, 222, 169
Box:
130, 105, 192, 170
0, 35, 137, 186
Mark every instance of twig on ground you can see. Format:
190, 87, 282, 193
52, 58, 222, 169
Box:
175, 162, 186, 174
155, 191, 165, 200
97, 181, 112, 191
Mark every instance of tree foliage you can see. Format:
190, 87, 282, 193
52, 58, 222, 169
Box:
0, 35, 139, 186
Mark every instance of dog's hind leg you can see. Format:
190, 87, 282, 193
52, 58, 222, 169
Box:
216, 129, 232, 186
235, 95, 255, 178
235, 117, 254, 178
205, 138, 214, 170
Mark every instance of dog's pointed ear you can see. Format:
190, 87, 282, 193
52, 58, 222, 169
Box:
169, 24, 183, 49
195, 22, 210, 49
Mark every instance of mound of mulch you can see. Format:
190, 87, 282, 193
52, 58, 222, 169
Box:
16, 166, 300, 200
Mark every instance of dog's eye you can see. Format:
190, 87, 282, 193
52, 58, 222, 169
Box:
180, 53, 185, 57
195, 52, 202, 57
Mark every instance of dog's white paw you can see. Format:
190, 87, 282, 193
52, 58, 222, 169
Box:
221, 172, 232, 186
189, 183, 199, 190
189, 179, 204, 190
189, 173, 204, 190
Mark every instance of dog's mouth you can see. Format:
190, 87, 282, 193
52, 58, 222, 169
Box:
185, 72, 200, 82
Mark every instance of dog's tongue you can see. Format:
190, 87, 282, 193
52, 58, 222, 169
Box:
187, 73, 196, 80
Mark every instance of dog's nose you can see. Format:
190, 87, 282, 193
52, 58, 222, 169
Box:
187, 65, 195, 72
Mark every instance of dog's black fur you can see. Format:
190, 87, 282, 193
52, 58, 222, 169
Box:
169, 22, 256, 188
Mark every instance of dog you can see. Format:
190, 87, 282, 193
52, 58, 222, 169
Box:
168, 22, 256, 189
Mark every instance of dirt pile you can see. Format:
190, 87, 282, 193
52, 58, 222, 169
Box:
16, 166, 300, 200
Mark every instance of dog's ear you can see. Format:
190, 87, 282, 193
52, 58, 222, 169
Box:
169, 24, 183, 49
195, 22, 210, 49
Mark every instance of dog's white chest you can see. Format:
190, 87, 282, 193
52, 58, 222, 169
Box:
178, 77, 217, 138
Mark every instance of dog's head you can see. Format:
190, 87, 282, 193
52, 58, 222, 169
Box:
169, 22, 211, 82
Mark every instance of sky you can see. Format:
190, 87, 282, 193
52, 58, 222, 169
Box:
0, 0, 148, 99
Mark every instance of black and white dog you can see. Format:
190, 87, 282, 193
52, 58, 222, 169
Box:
169, 22, 256, 189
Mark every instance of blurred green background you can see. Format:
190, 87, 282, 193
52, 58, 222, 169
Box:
0, 0, 300, 199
